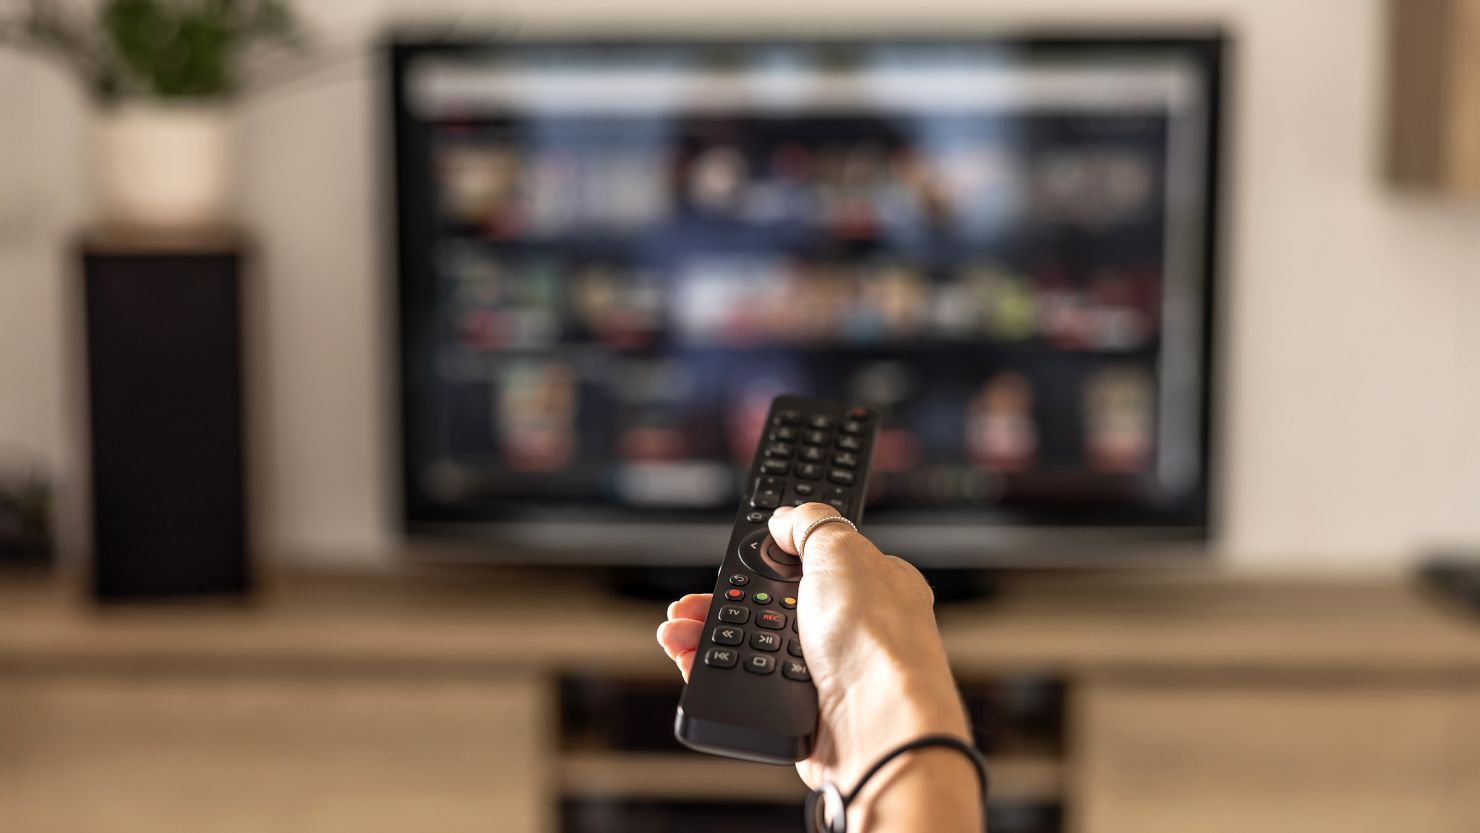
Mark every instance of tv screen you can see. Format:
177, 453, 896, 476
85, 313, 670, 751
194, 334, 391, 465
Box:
389, 34, 1222, 565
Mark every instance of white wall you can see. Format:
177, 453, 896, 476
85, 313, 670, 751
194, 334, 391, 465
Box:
0, 51, 92, 563
2, 0, 1478, 571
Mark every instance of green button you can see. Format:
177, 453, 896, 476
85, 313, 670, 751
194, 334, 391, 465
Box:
752, 592, 772, 604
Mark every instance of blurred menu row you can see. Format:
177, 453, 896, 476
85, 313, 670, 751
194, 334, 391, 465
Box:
422, 352, 1156, 507
435, 127, 1164, 241
442, 245, 1161, 353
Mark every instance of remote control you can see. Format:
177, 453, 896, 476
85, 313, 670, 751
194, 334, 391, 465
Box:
675, 395, 880, 764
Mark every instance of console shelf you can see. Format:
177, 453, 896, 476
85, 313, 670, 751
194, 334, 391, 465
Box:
4, 570, 1480, 833
558, 751, 1063, 804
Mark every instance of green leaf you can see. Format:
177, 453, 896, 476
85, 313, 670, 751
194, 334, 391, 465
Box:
102, 0, 168, 92
10, 0, 304, 101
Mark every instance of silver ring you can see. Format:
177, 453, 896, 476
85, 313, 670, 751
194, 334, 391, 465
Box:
797, 515, 858, 559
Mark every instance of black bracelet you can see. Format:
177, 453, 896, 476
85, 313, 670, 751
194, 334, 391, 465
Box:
803, 734, 990, 833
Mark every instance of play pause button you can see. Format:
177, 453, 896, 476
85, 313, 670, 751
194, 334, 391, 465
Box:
750, 631, 781, 652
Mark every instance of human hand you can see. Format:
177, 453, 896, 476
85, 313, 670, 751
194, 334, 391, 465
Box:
656, 503, 972, 795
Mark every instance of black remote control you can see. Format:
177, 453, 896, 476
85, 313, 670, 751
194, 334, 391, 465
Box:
675, 395, 880, 764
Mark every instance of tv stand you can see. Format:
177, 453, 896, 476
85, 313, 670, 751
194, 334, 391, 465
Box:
921, 568, 1002, 604
600, 566, 719, 601
598, 565, 1000, 605
8, 572, 1480, 833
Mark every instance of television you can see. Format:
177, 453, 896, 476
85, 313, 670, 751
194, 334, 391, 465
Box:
388, 33, 1223, 566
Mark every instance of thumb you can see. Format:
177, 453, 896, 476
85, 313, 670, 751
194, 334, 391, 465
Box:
767, 502, 863, 562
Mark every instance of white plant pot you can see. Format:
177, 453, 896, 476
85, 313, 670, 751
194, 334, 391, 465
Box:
94, 102, 234, 231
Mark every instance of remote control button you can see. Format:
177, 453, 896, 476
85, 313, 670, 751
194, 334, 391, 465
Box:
751, 489, 781, 509
770, 426, 798, 442
802, 430, 829, 446
725, 588, 745, 601
848, 407, 870, 420
765, 442, 794, 458
757, 475, 784, 489
791, 498, 808, 507
782, 659, 811, 681
737, 530, 766, 560
842, 419, 865, 435
718, 605, 750, 624
827, 497, 851, 514
712, 626, 744, 646
737, 529, 803, 582
728, 574, 749, 586
788, 638, 803, 656
828, 469, 856, 486
775, 409, 801, 425
833, 452, 858, 469
746, 511, 767, 523
799, 446, 826, 463
769, 546, 801, 567
756, 610, 787, 630
781, 596, 797, 609
745, 654, 777, 675
796, 463, 823, 480
750, 631, 782, 652
705, 647, 739, 668
794, 483, 814, 496
761, 460, 790, 475
808, 415, 833, 430
837, 435, 862, 451
751, 591, 772, 604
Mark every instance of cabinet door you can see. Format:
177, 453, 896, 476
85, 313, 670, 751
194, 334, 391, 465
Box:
0, 673, 552, 833
1075, 681, 1480, 833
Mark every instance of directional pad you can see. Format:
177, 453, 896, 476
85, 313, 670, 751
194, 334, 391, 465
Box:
736, 529, 802, 582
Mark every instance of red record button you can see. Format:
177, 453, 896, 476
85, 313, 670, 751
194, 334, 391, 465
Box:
724, 588, 745, 601
756, 610, 787, 630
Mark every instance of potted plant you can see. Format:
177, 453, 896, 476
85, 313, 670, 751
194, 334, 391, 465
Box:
0, 0, 302, 231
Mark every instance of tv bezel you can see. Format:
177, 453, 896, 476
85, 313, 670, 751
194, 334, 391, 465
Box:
386, 30, 1227, 567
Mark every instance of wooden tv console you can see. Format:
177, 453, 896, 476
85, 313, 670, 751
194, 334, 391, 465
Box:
3, 568, 1479, 833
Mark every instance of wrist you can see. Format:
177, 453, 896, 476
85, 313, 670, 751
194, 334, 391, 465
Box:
827, 659, 970, 789
847, 745, 984, 833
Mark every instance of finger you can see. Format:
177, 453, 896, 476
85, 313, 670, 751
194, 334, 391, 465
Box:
767, 501, 843, 556
764, 505, 796, 547
656, 617, 704, 661
675, 649, 696, 682
666, 593, 713, 622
